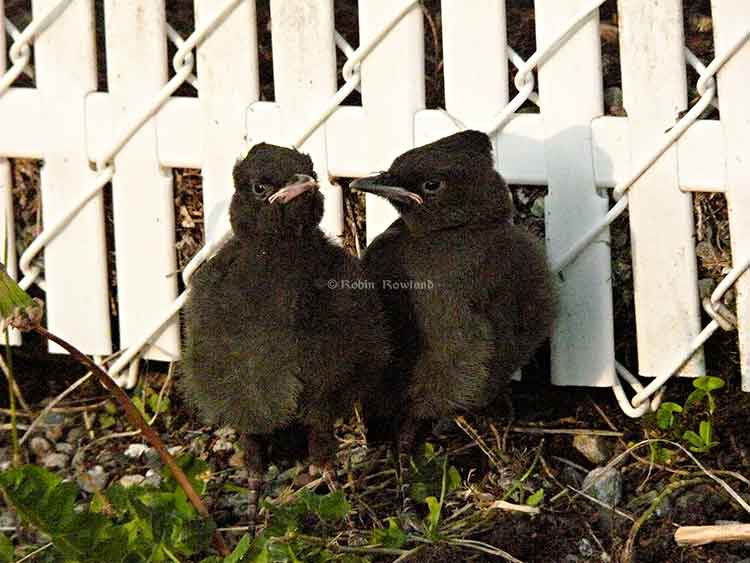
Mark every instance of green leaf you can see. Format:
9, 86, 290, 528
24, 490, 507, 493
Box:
656, 402, 683, 430
162, 454, 210, 497
685, 389, 706, 409
526, 489, 545, 507
224, 534, 253, 563
372, 518, 407, 549
424, 496, 441, 539
447, 466, 461, 493
682, 430, 706, 450
132, 396, 148, 419
698, 420, 718, 448
298, 490, 351, 522
0, 533, 13, 563
99, 414, 117, 429
0, 263, 34, 318
693, 376, 725, 393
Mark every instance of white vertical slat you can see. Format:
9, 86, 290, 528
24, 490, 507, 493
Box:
536, 1, 615, 386
195, 0, 258, 242
270, 0, 342, 239
358, 0, 424, 242
619, 0, 704, 378
711, 1, 750, 390
0, 159, 20, 346
104, 0, 179, 360
441, 0, 508, 129
32, 0, 111, 354
0, 0, 20, 346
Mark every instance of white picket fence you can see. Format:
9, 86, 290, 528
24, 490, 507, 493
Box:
1, 0, 748, 417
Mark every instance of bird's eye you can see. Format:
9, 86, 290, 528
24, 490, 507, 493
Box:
251, 182, 270, 196
421, 179, 444, 193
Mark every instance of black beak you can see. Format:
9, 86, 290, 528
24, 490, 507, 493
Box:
351, 174, 424, 206
268, 174, 318, 204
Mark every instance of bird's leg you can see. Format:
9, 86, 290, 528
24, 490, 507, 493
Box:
241, 433, 264, 537
307, 421, 338, 492
397, 416, 418, 519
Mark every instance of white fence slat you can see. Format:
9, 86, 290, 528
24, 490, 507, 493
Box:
536, 0, 615, 386
196, 0, 258, 243
104, 0, 179, 360
269, 0, 342, 240
441, 0, 508, 128
711, 0, 750, 390
0, 159, 20, 346
358, 0, 424, 242
0, 0, 20, 345
32, 0, 111, 354
619, 0, 704, 378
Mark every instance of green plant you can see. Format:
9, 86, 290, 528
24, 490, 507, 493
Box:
0, 456, 217, 563
653, 376, 725, 456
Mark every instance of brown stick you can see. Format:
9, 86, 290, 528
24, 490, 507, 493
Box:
675, 524, 750, 546
35, 326, 230, 557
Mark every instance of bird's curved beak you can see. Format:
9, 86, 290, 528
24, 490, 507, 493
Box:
268, 174, 318, 204
351, 174, 424, 206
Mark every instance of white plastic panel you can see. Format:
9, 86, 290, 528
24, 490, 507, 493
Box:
358, 0, 424, 242
711, 0, 750, 390
536, 0, 615, 386
619, 0, 704, 378
32, 0, 111, 354
195, 0, 258, 243
104, 0, 179, 360
0, 0, 20, 345
270, 0, 342, 240
441, 0, 508, 129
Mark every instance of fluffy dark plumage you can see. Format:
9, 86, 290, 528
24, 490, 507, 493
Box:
354, 130, 556, 437
181, 142, 391, 465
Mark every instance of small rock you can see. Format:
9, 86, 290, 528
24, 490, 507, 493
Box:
119, 474, 145, 488
56, 442, 74, 455
212, 438, 234, 453
77, 465, 109, 493
559, 466, 585, 488
42, 452, 70, 470
573, 434, 612, 465
578, 537, 594, 557
582, 466, 622, 507
143, 469, 162, 488
30, 436, 52, 458
168, 445, 183, 456
124, 443, 148, 459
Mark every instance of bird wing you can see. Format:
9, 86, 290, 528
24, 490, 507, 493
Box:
480, 226, 556, 385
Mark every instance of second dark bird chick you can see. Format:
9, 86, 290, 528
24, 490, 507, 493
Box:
180, 143, 391, 527
352, 130, 557, 451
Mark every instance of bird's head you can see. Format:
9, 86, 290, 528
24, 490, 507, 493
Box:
230, 143, 323, 237
351, 130, 512, 233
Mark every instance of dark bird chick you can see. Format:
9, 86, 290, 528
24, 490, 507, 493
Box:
352, 130, 556, 450
181, 143, 391, 526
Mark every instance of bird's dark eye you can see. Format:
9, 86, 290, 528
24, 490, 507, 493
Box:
421, 179, 444, 193
251, 182, 271, 196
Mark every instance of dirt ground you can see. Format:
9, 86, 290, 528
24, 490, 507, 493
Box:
2, 1, 748, 562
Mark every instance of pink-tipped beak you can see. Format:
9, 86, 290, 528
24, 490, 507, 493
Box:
268, 174, 318, 204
